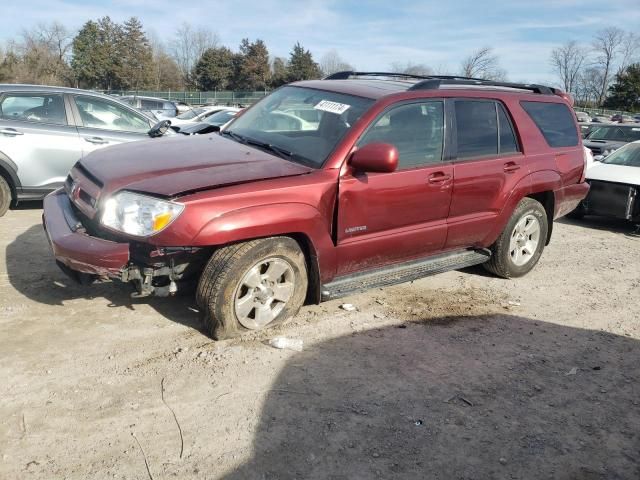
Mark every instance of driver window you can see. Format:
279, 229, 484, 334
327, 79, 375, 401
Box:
357, 101, 444, 169
73, 95, 150, 133
0, 93, 67, 126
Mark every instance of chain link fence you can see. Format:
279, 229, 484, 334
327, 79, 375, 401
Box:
102, 90, 270, 106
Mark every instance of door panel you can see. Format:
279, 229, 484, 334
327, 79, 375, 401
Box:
336, 165, 453, 275
0, 92, 82, 189
446, 154, 526, 248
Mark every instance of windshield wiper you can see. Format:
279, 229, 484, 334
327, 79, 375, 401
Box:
221, 130, 293, 159
243, 138, 294, 159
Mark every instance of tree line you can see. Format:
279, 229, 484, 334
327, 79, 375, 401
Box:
549, 27, 640, 110
0, 17, 355, 91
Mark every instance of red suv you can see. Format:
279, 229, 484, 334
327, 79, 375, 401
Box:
43, 72, 589, 339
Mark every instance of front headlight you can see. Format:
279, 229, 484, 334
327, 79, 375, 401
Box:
100, 191, 184, 236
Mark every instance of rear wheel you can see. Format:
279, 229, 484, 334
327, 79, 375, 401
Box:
484, 198, 548, 278
0, 176, 11, 217
196, 237, 308, 340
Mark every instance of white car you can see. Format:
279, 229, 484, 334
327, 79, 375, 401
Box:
572, 140, 640, 222
169, 106, 238, 128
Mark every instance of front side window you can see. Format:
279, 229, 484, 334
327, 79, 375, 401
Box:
226, 86, 374, 168
0, 93, 67, 125
521, 101, 579, 148
455, 100, 498, 159
74, 96, 150, 133
357, 101, 444, 169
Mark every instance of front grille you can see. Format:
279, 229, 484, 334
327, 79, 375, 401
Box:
67, 165, 102, 219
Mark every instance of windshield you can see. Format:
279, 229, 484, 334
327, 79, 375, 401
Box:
206, 110, 237, 126
587, 126, 640, 142
225, 86, 374, 168
176, 107, 206, 120
602, 143, 640, 167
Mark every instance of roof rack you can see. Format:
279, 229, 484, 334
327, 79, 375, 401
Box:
323, 71, 554, 95
323, 71, 433, 81
408, 78, 554, 95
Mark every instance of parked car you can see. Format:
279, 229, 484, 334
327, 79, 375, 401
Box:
120, 95, 191, 120
579, 122, 598, 138
43, 72, 589, 339
571, 141, 640, 222
575, 111, 591, 123
169, 106, 238, 129
177, 108, 241, 135
591, 116, 610, 123
0, 84, 160, 216
583, 124, 640, 158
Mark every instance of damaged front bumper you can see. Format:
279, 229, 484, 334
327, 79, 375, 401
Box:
43, 189, 205, 297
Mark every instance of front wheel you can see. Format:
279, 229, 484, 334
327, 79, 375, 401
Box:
196, 237, 308, 340
484, 198, 549, 278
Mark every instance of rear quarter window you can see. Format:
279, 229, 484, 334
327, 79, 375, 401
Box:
520, 101, 579, 148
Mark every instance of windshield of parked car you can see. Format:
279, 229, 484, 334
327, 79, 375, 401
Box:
224, 86, 374, 168
602, 143, 640, 167
205, 109, 237, 126
176, 107, 207, 120
587, 126, 640, 142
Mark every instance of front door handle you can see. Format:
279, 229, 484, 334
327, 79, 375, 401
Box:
0, 128, 24, 136
503, 162, 521, 173
428, 172, 452, 184
84, 136, 108, 145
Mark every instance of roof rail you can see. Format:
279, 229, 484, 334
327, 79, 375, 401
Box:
323, 71, 554, 95
323, 71, 433, 81
408, 78, 554, 95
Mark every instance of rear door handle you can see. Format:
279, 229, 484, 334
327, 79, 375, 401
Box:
84, 136, 109, 145
0, 128, 24, 136
428, 172, 452, 184
503, 162, 521, 173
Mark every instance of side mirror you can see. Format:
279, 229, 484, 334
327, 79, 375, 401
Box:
350, 142, 398, 173
148, 119, 171, 138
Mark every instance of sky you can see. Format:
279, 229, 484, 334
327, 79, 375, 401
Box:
1, 0, 639, 86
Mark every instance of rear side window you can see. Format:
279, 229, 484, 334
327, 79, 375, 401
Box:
521, 101, 578, 147
455, 101, 498, 159
497, 104, 519, 154
141, 99, 163, 110
0, 93, 67, 125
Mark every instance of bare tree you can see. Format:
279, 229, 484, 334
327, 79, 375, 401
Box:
592, 27, 625, 105
549, 40, 586, 94
390, 61, 433, 76
171, 23, 219, 87
460, 47, 507, 80
319, 49, 353, 76
618, 32, 640, 73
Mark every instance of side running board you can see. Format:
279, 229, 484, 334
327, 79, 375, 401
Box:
321, 249, 491, 301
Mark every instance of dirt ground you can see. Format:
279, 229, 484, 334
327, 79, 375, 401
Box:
1, 206, 639, 480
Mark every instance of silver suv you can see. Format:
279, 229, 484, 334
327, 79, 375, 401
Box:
0, 84, 157, 216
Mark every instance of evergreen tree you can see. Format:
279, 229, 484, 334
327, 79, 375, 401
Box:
119, 17, 153, 90
194, 46, 235, 90
604, 63, 640, 111
287, 42, 321, 82
270, 57, 289, 88
235, 38, 270, 90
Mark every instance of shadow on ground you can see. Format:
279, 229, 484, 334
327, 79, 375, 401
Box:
558, 216, 640, 238
5, 224, 202, 332
220, 315, 639, 480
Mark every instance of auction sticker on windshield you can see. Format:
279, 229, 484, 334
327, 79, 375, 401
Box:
314, 100, 351, 115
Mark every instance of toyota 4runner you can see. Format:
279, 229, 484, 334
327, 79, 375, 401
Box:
43, 72, 589, 339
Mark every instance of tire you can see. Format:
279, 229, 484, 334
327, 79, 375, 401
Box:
484, 197, 549, 279
196, 237, 308, 340
0, 175, 11, 217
